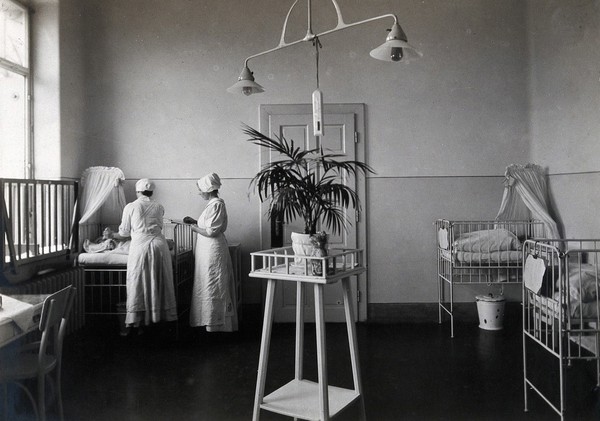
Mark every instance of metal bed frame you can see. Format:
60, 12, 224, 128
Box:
523, 239, 600, 420
436, 219, 546, 337
78, 221, 194, 331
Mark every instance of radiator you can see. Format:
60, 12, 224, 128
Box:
0, 266, 85, 334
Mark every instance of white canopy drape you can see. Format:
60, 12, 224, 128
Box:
495, 163, 560, 239
79, 166, 126, 225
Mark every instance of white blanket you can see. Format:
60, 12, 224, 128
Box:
452, 228, 521, 253
78, 240, 131, 266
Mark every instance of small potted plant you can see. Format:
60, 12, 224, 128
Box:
243, 124, 374, 261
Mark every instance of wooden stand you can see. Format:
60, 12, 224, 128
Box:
249, 247, 366, 421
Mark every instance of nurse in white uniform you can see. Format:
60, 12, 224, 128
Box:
110, 178, 178, 330
184, 173, 238, 332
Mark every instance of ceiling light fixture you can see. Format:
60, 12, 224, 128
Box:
227, 0, 421, 135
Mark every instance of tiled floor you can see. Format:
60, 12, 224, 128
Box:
6, 309, 600, 420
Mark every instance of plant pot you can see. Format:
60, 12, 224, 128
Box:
291, 232, 314, 266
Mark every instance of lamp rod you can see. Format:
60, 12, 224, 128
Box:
306, 0, 313, 40
242, 0, 398, 67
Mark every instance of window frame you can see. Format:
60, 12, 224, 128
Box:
0, 0, 32, 179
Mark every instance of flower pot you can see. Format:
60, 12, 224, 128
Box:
291, 232, 313, 266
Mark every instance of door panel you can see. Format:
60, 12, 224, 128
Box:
260, 106, 364, 323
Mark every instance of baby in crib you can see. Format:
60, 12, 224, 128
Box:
83, 227, 126, 253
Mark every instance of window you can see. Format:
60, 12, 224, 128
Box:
0, 0, 30, 179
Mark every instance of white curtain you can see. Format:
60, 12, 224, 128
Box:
495, 163, 560, 239
79, 166, 126, 225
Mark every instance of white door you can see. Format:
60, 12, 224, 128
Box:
259, 104, 367, 322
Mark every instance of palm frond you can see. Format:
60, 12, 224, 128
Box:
243, 123, 374, 235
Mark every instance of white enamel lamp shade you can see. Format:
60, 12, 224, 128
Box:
370, 22, 422, 63
227, 66, 265, 96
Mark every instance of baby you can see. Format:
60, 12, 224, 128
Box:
102, 227, 114, 240
82, 227, 120, 253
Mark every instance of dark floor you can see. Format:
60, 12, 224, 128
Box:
6, 308, 600, 420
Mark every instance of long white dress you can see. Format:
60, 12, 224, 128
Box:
190, 197, 238, 332
118, 196, 177, 326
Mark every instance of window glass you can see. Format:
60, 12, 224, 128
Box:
0, 0, 28, 68
0, 0, 29, 178
0, 69, 26, 178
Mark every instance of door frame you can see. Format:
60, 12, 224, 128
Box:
258, 103, 368, 321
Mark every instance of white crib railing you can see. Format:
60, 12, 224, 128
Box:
1, 178, 78, 284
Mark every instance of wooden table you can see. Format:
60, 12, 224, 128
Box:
0, 294, 47, 348
249, 247, 366, 421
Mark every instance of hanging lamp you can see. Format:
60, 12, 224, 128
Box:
227, 0, 421, 135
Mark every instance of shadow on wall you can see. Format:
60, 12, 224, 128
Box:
544, 167, 565, 239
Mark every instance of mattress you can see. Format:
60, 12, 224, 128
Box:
455, 250, 522, 264
78, 252, 128, 266
442, 249, 522, 264
78, 245, 177, 267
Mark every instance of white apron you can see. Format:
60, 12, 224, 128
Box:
190, 198, 238, 331
119, 197, 177, 326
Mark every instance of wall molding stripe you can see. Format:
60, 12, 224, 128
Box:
548, 170, 600, 177
123, 177, 252, 182
120, 172, 600, 182
369, 175, 505, 179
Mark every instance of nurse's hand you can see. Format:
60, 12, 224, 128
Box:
183, 216, 197, 225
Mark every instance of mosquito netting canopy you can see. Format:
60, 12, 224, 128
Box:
495, 163, 560, 240
78, 167, 126, 245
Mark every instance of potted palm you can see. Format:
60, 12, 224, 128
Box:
243, 124, 374, 261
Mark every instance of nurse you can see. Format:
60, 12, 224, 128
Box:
109, 178, 178, 331
184, 173, 238, 332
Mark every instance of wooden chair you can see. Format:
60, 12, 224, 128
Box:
1, 285, 75, 421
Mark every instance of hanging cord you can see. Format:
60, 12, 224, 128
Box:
313, 36, 322, 89
312, 36, 323, 154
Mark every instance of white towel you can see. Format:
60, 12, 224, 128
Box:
524, 255, 546, 293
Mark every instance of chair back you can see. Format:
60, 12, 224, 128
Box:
38, 286, 75, 363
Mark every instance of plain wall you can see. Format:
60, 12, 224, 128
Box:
59, 0, 86, 179
39, 0, 600, 308
528, 0, 600, 239
59, 0, 530, 307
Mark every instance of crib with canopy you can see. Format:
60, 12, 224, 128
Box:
76, 166, 194, 329
436, 163, 560, 337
